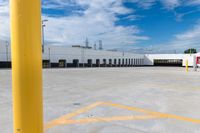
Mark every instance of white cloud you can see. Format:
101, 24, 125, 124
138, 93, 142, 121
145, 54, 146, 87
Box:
42, 0, 77, 9
172, 20, 200, 49
127, 0, 181, 10
0, 0, 10, 41
185, 0, 200, 6
0, 0, 149, 49
126, 0, 156, 9
42, 0, 149, 48
1, 0, 200, 51
160, 0, 181, 10
151, 20, 200, 53
128, 0, 200, 10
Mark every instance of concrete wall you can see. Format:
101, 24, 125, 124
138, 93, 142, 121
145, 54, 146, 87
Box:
0, 43, 11, 62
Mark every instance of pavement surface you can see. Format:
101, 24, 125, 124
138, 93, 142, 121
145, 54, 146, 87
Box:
0, 67, 200, 133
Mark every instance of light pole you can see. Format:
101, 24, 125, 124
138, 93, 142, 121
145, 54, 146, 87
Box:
48, 47, 51, 68
42, 19, 48, 53
6, 41, 9, 62
48, 47, 51, 60
81, 47, 85, 67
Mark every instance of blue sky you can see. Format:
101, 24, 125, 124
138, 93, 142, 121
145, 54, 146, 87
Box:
1, 0, 200, 53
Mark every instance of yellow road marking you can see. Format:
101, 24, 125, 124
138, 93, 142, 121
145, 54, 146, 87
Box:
45, 102, 104, 130
103, 102, 200, 124
56, 115, 163, 125
45, 101, 200, 132
103, 102, 159, 116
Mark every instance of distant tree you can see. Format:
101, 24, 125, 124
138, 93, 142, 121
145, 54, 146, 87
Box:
184, 48, 197, 54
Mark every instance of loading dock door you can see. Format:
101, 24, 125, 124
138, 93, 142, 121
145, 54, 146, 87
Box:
73, 59, 79, 67
134, 59, 136, 66
103, 59, 107, 67
122, 59, 124, 66
96, 59, 100, 67
154, 59, 182, 66
126, 59, 128, 66
118, 59, 121, 67
0, 61, 11, 68
43, 60, 50, 68
109, 59, 112, 67
87, 59, 92, 67
131, 59, 133, 66
114, 59, 117, 66
59, 60, 66, 68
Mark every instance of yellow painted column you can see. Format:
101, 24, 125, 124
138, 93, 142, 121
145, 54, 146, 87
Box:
186, 59, 189, 72
10, 0, 43, 133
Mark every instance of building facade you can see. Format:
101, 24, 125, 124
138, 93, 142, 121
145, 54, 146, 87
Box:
0, 43, 199, 68
0, 44, 145, 68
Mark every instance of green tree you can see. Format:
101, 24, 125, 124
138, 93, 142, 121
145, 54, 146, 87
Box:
184, 48, 197, 54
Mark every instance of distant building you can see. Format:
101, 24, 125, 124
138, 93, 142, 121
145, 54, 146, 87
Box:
0, 43, 144, 68
0, 43, 199, 68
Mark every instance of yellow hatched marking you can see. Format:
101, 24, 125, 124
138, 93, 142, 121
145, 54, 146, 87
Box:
45, 101, 200, 132
45, 102, 104, 130
103, 102, 200, 124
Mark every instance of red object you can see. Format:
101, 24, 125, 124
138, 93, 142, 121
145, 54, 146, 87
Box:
197, 57, 200, 64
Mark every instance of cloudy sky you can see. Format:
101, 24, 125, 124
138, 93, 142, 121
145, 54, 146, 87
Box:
1, 0, 200, 53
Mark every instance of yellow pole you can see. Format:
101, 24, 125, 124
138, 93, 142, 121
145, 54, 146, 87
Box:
10, 0, 43, 132
186, 59, 189, 72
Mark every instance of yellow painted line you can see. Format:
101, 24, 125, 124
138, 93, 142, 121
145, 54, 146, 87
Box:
103, 102, 200, 124
56, 115, 164, 125
45, 101, 200, 132
44, 102, 104, 130
103, 102, 159, 116
163, 114, 200, 124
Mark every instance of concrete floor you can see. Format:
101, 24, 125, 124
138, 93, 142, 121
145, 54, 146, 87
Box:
0, 67, 200, 133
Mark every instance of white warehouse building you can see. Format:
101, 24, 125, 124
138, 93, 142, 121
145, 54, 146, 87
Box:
0, 44, 145, 68
0, 43, 200, 68
42, 45, 145, 68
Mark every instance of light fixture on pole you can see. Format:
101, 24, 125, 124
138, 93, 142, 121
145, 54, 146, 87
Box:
42, 19, 48, 53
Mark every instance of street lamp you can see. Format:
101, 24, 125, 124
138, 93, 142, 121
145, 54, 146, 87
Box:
42, 19, 48, 53
48, 47, 51, 61
81, 47, 85, 67
6, 41, 9, 62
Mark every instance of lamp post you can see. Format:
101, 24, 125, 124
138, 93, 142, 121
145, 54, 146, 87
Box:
48, 47, 51, 68
6, 41, 9, 62
48, 47, 50, 61
42, 19, 48, 53
81, 47, 85, 67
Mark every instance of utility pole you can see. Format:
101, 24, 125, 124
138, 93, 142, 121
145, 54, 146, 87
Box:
99, 40, 103, 50
85, 38, 89, 48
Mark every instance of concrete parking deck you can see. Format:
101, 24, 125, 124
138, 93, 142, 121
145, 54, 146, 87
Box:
0, 67, 200, 133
